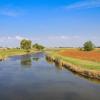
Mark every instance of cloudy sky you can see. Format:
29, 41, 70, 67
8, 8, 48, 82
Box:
0, 0, 100, 47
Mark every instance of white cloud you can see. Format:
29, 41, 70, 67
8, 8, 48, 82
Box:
48, 35, 80, 40
65, 0, 100, 10
0, 35, 29, 47
15, 36, 28, 40
0, 36, 28, 42
7, 36, 12, 40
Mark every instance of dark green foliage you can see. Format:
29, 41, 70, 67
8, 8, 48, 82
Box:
20, 39, 32, 51
33, 43, 45, 50
83, 41, 95, 51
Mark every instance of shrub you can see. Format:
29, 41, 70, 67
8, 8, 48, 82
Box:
83, 41, 95, 51
33, 43, 45, 50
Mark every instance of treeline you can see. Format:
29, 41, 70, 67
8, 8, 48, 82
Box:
20, 39, 45, 51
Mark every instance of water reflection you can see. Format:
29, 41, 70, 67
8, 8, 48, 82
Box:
45, 56, 63, 70
0, 58, 6, 62
71, 71, 100, 84
45, 57, 54, 64
32, 52, 44, 58
33, 57, 40, 62
32, 52, 44, 62
45, 55, 100, 83
54, 62, 63, 70
20, 55, 32, 67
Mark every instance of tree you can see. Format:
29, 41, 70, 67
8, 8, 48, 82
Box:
20, 39, 32, 51
83, 41, 95, 51
32, 43, 38, 49
33, 43, 45, 50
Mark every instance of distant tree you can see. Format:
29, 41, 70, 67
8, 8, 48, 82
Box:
32, 43, 38, 49
33, 43, 45, 50
16, 47, 20, 49
83, 41, 95, 51
20, 39, 32, 51
79, 47, 83, 51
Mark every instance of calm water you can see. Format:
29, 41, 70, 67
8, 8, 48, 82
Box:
0, 52, 100, 100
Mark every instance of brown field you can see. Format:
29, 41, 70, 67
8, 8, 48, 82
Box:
58, 49, 100, 62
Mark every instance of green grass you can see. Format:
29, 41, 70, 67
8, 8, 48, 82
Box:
47, 51, 100, 71
0, 49, 35, 59
61, 56, 100, 70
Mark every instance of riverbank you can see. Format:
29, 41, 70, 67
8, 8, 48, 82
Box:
0, 49, 36, 61
46, 49, 100, 80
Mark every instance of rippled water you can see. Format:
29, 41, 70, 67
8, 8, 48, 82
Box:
0, 52, 100, 100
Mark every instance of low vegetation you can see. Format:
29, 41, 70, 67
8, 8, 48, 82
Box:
83, 41, 95, 51
0, 49, 26, 60
33, 43, 45, 50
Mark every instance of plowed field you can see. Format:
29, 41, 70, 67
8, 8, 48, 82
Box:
58, 49, 100, 62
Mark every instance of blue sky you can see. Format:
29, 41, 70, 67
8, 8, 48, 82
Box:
0, 0, 100, 47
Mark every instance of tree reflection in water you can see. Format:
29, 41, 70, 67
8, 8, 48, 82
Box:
33, 57, 40, 62
54, 62, 63, 70
45, 56, 63, 70
20, 54, 32, 68
45, 56, 54, 64
32, 52, 44, 62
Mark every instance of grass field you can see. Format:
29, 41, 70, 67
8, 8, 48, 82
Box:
0, 49, 35, 60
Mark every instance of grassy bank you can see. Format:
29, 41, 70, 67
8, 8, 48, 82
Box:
0, 49, 35, 60
46, 49, 100, 71
46, 49, 100, 80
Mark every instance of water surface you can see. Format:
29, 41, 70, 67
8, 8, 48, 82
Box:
0, 53, 100, 100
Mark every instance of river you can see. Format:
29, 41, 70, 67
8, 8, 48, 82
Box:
0, 52, 100, 100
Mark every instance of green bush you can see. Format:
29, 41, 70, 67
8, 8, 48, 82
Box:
83, 41, 95, 51
33, 43, 45, 50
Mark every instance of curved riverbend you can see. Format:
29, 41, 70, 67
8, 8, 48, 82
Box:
0, 52, 100, 100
